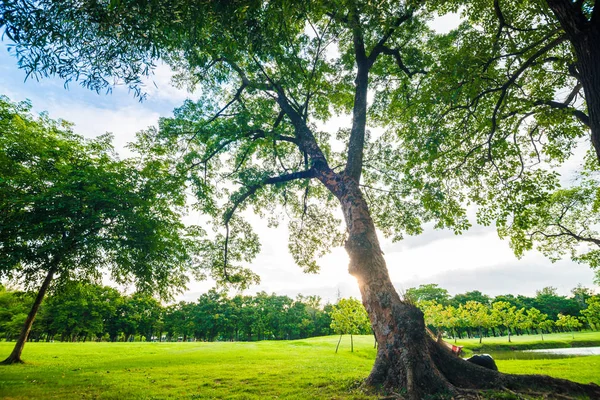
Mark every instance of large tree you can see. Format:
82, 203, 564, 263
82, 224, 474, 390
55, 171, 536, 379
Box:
1, 0, 599, 397
0, 96, 202, 363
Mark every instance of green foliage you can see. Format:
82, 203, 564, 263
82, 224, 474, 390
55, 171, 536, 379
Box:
416, 283, 595, 343
555, 314, 583, 335
581, 296, 600, 330
0, 0, 445, 284
521, 307, 552, 340
330, 298, 370, 336
405, 284, 450, 305
451, 291, 491, 307
0, 285, 33, 340
0, 95, 202, 299
40, 282, 122, 341
2, 0, 598, 296
498, 170, 600, 280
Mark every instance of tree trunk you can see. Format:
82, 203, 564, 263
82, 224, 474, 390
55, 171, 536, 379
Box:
335, 334, 342, 354
1, 267, 56, 364
331, 176, 600, 398
336, 178, 456, 398
546, 0, 600, 164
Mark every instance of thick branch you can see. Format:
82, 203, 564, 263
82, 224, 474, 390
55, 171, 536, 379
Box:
224, 169, 317, 225
535, 100, 590, 126
380, 45, 426, 78
344, 12, 413, 183
367, 13, 412, 66
546, 0, 591, 38
275, 88, 330, 170
344, 12, 370, 182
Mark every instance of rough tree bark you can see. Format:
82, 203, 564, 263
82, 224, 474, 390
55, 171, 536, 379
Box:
1, 265, 56, 365
546, 0, 600, 164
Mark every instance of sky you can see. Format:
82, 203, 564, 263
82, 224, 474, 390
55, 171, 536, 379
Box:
1, 17, 598, 304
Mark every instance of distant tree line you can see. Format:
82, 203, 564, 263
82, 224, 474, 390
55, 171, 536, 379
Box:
406, 284, 600, 343
1, 282, 598, 344
0, 283, 333, 342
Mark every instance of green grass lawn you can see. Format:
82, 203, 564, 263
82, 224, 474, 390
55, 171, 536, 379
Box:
0, 336, 378, 400
0, 334, 599, 399
453, 330, 600, 352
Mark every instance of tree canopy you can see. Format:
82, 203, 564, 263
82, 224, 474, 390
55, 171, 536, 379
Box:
0, 95, 200, 296
0, 95, 203, 363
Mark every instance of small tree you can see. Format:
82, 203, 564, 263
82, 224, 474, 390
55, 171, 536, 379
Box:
421, 300, 446, 339
522, 308, 551, 341
556, 314, 583, 339
491, 302, 520, 342
330, 298, 370, 353
0, 97, 202, 364
441, 306, 463, 343
462, 301, 493, 344
581, 296, 600, 331
539, 319, 556, 340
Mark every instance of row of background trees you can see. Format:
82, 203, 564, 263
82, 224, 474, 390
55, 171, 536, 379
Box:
407, 284, 600, 342
1, 282, 597, 344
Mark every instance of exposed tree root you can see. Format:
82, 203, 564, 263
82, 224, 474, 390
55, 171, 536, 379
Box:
0, 356, 24, 365
366, 335, 600, 400
362, 302, 600, 400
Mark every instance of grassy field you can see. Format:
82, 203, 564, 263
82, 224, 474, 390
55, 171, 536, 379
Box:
0, 334, 599, 399
453, 331, 600, 352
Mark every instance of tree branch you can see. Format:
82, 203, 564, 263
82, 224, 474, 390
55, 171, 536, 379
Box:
380, 45, 426, 78
187, 129, 300, 173
221, 169, 317, 279
487, 35, 567, 177
224, 169, 317, 226
274, 88, 330, 170
367, 13, 412, 66
344, 11, 414, 183
531, 228, 600, 247
535, 100, 590, 127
